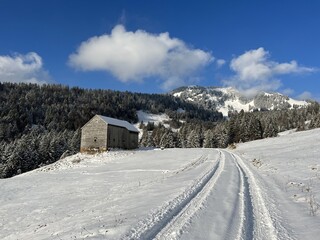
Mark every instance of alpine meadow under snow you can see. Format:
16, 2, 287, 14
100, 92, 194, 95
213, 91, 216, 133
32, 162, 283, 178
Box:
1, 128, 320, 239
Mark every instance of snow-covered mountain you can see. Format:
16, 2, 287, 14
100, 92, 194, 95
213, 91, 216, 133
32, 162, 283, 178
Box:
171, 86, 309, 116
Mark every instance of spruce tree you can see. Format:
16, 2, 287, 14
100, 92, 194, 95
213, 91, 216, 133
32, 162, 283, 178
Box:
187, 129, 201, 148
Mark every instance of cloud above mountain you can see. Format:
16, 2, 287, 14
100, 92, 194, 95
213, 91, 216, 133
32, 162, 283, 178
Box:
297, 91, 313, 100
224, 47, 315, 97
69, 25, 213, 90
0, 52, 51, 84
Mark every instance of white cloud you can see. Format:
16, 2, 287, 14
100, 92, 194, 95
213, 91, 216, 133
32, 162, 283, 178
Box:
0, 52, 51, 84
69, 25, 213, 90
297, 91, 313, 100
282, 88, 295, 96
216, 59, 226, 68
224, 47, 315, 97
119, 9, 126, 25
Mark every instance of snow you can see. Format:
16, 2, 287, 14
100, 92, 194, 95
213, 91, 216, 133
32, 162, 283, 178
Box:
218, 99, 254, 117
177, 108, 186, 113
235, 128, 320, 239
173, 92, 182, 97
207, 95, 218, 101
173, 86, 309, 117
0, 149, 220, 239
98, 115, 139, 133
135, 109, 183, 135
215, 86, 235, 94
136, 110, 170, 126
288, 98, 308, 108
1, 129, 320, 239
134, 110, 172, 138
218, 107, 229, 117
134, 110, 183, 138
278, 128, 297, 136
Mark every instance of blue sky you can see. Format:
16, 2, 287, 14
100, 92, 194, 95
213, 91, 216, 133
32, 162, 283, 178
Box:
0, 0, 320, 99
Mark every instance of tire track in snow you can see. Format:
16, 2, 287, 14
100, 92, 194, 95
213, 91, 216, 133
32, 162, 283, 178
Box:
228, 151, 279, 240
154, 151, 225, 240
167, 150, 254, 240
121, 150, 224, 240
123, 150, 289, 240
172, 154, 209, 175
232, 153, 254, 240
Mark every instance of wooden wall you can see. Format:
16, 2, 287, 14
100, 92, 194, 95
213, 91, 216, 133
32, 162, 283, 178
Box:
80, 115, 107, 152
129, 132, 139, 149
107, 125, 128, 149
80, 115, 139, 152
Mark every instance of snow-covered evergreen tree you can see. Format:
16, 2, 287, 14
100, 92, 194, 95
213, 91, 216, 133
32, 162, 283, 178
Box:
203, 130, 216, 148
140, 129, 155, 147
214, 123, 229, 148
262, 118, 278, 138
187, 129, 201, 148
160, 130, 175, 148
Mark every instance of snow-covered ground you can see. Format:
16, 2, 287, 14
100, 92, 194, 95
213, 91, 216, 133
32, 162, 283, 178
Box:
235, 128, 320, 239
1, 129, 320, 239
135, 110, 183, 138
217, 99, 255, 117
134, 110, 173, 138
136, 110, 170, 126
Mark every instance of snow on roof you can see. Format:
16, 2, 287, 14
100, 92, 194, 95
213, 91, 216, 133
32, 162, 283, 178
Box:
97, 115, 139, 133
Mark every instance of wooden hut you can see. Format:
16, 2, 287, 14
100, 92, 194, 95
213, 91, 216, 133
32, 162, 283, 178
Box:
80, 115, 139, 153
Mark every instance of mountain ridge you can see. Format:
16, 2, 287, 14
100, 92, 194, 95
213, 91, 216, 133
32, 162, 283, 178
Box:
170, 85, 309, 116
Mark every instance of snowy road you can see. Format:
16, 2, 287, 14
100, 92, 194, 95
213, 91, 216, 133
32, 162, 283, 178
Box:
168, 151, 257, 240
124, 150, 290, 240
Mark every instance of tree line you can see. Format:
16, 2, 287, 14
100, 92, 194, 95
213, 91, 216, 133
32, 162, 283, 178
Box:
140, 102, 320, 148
0, 82, 222, 178
1, 82, 320, 178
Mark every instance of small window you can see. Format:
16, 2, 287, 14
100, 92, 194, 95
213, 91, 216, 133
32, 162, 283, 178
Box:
94, 137, 97, 142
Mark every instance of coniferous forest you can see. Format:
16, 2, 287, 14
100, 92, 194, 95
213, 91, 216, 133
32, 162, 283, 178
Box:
1, 82, 320, 178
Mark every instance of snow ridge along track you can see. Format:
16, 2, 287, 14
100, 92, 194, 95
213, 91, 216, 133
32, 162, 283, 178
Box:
177, 150, 256, 240
154, 151, 225, 240
232, 153, 254, 240
227, 151, 280, 240
121, 150, 225, 240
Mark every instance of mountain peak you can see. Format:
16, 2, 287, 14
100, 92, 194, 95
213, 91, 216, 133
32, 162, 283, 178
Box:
171, 86, 308, 117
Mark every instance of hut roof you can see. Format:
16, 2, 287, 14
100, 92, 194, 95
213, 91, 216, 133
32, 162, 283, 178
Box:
97, 115, 139, 133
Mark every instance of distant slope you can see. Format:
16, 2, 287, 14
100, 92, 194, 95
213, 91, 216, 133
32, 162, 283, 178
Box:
171, 86, 308, 116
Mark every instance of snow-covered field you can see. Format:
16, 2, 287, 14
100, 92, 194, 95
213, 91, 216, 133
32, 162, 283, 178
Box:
235, 128, 320, 239
1, 129, 320, 239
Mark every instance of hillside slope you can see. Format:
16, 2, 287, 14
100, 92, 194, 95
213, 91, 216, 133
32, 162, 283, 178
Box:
234, 128, 320, 239
1, 129, 320, 239
0, 82, 222, 178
